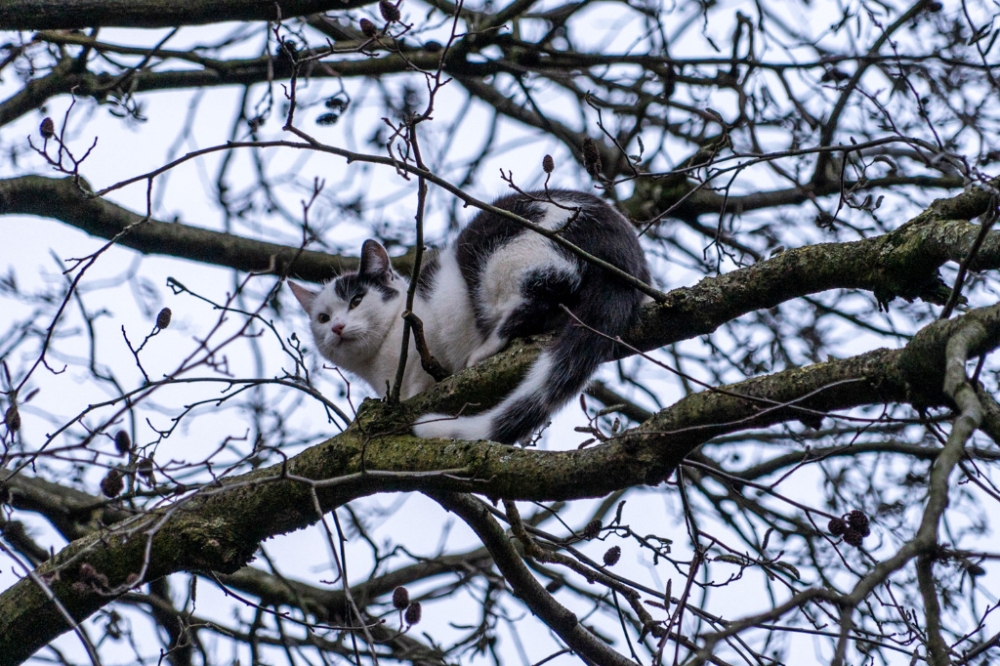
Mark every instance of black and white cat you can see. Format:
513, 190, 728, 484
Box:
290, 190, 650, 444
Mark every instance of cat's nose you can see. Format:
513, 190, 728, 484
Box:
331, 323, 345, 336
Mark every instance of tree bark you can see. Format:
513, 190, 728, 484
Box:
0, 0, 377, 30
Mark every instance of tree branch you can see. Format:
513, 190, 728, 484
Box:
429, 492, 635, 666
0, 0, 378, 31
0, 175, 416, 282
2, 298, 1000, 662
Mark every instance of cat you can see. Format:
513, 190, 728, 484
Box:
289, 189, 650, 445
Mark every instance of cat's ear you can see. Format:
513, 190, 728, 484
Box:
359, 239, 392, 279
288, 281, 319, 313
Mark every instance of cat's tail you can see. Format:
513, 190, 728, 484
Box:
413, 276, 643, 445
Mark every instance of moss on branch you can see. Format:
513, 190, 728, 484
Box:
5, 299, 1000, 662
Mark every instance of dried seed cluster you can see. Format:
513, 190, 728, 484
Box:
582, 519, 601, 540
828, 510, 871, 548
582, 138, 602, 176
40, 117, 55, 139
379, 0, 401, 23
101, 469, 124, 498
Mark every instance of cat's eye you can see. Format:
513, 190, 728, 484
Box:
349, 295, 364, 310
317, 313, 330, 323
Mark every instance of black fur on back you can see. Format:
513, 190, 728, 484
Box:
461, 190, 649, 444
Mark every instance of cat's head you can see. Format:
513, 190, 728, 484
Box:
290, 240, 402, 365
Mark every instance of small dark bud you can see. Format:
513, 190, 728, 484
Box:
843, 529, 864, 548
392, 586, 409, 611
582, 519, 601, 540
100, 469, 124, 498
379, 0, 401, 23
114, 430, 131, 455
603, 545, 621, 566
4, 404, 20, 432
926, 1, 942, 10
316, 113, 340, 126
582, 137, 602, 177
827, 517, 847, 536
423, 40, 443, 52
821, 68, 850, 83
542, 154, 555, 174
815, 211, 836, 229
40, 117, 55, 139
404, 601, 421, 625
967, 562, 986, 577
360, 18, 378, 38
276, 39, 298, 64
847, 510, 870, 536
137, 457, 154, 479
155, 307, 172, 329
661, 66, 676, 99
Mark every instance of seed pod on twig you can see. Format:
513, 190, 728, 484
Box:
582, 138, 602, 177
843, 529, 864, 548
542, 154, 555, 174
847, 510, 870, 536
827, 517, 847, 536
156, 307, 172, 329
40, 117, 55, 139
392, 586, 409, 611
101, 469, 124, 498
404, 601, 421, 625
379, 0, 401, 23
114, 430, 131, 455
360, 18, 378, 38
137, 457, 154, 482
582, 519, 601, 540
4, 404, 20, 433
603, 545, 621, 566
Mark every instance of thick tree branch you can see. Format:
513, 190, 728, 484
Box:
2, 299, 1000, 662
1, 176, 996, 307
430, 492, 635, 666
0, 175, 417, 281
0, 0, 377, 31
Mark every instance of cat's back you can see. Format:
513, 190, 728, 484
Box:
456, 190, 646, 301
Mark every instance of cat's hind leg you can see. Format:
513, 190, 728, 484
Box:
466, 332, 508, 367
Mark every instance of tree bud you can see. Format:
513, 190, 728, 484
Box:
101, 469, 124, 498
114, 430, 131, 455
582, 138, 602, 176
360, 18, 378, 38
40, 117, 55, 139
404, 601, 421, 625
379, 0, 401, 23
392, 586, 409, 611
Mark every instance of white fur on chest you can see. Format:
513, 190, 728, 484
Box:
415, 250, 482, 372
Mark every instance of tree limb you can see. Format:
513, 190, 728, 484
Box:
0, 0, 378, 31
2, 299, 1000, 663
